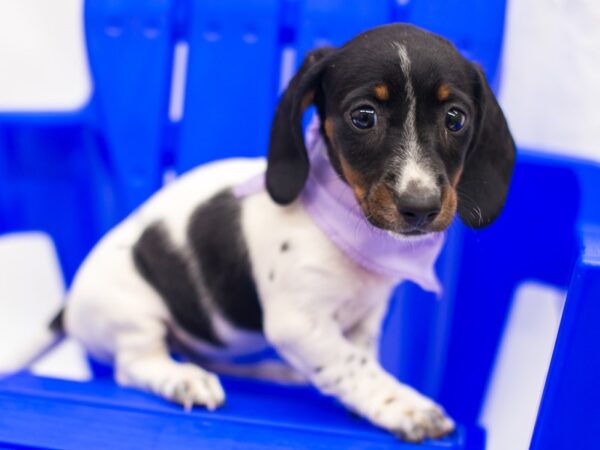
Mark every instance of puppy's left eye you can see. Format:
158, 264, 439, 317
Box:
446, 108, 466, 132
351, 107, 377, 130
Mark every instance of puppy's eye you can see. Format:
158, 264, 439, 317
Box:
446, 108, 466, 132
350, 107, 377, 130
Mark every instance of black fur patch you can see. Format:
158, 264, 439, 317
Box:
133, 222, 223, 346
188, 189, 263, 332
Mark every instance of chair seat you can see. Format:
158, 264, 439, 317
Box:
0, 373, 470, 449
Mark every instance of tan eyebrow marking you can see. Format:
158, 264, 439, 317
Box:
374, 84, 390, 101
437, 83, 451, 101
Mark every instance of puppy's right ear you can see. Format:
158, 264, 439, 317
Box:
266, 48, 334, 204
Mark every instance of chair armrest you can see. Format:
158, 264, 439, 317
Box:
530, 225, 600, 450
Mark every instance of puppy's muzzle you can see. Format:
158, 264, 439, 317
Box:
394, 186, 441, 229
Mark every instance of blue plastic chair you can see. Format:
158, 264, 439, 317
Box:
1, 1, 598, 448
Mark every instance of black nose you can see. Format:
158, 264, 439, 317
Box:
395, 192, 441, 228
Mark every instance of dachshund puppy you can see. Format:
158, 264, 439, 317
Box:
2, 24, 514, 442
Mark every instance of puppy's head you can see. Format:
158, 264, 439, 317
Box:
266, 24, 515, 236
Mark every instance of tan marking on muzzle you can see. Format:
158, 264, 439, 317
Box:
326, 119, 367, 203
369, 182, 400, 226
431, 185, 457, 232
374, 84, 390, 101
339, 154, 367, 203
437, 83, 451, 102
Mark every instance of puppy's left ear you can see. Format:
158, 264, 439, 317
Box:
457, 65, 516, 228
266, 47, 335, 205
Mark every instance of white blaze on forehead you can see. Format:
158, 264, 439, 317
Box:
393, 42, 437, 193
395, 43, 417, 153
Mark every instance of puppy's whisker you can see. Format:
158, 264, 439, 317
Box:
456, 188, 478, 206
474, 206, 483, 225
456, 189, 485, 226
456, 179, 484, 189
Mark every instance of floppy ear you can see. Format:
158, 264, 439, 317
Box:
266, 47, 334, 204
457, 66, 516, 228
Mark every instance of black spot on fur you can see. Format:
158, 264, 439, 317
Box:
384, 396, 397, 405
133, 222, 223, 346
280, 241, 290, 252
48, 308, 65, 334
349, 411, 362, 420
188, 190, 263, 332
268, 271, 275, 281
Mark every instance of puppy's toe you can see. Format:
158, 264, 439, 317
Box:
410, 403, 455, 440
392, 417, 428, 443
390, 407, 454, 442
163, 364, 225, 411
377, 399, 455, 442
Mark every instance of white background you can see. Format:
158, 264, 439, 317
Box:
499, 0, 600, 162
0, 0, 90, 111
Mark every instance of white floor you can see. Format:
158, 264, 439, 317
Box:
480, 283, 566, 450
0, 233, 91, 381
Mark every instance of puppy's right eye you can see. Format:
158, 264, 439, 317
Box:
350, 107, 377, 130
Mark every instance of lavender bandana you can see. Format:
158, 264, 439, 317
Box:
235, 118, 444, 294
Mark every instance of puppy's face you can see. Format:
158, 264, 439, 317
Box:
267, 25, 515, 236
317, 30, 481, 236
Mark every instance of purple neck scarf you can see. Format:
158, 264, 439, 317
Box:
235, 118, 444, 294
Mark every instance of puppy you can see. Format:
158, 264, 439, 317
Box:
2, 24, 515, 442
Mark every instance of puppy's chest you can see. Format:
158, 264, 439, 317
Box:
331, 294, 378, 331
242, 192, 393, 331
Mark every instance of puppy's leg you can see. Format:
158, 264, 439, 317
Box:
345, 300, 389, 359
264, 306, 454, 442
114, 322, 225, 411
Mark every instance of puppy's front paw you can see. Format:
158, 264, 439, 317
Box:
161, 363, 225, 411
375, 395, 455, 442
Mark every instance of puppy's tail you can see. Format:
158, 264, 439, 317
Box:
0, 308, 66, 376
